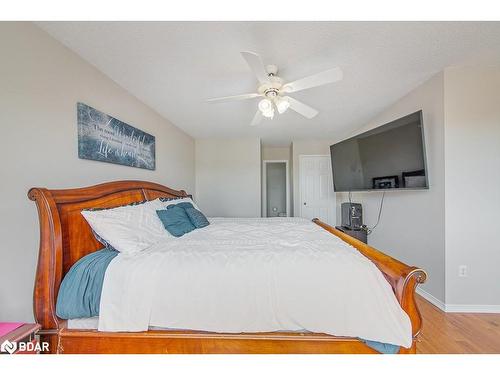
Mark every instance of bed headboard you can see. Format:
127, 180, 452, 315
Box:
28, 180, 189, 332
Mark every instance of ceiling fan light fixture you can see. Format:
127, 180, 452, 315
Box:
261, 107, 275, 119
275, 97, 290, 114
259, 99, 275, 118
258, 98, 273, 113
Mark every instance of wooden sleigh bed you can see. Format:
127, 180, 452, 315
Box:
28, 180, 427, 354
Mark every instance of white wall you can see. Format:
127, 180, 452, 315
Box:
195, 138, 261, 217
336, 73, 446, 302
444, 66, 500, 307
0, 23, 195, 322
261, 146, 291, 161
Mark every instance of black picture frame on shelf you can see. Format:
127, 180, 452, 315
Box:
372, 175, 399, 189
402, 169, 427, 188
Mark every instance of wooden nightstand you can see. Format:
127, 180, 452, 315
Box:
0, 323, 42, 354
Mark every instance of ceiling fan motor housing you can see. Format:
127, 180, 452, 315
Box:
258, 75, 284, 98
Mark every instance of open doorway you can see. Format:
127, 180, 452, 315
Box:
262, 160, 290, 217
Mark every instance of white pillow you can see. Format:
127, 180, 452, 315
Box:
157, 196, 200, 211
81, 198, 171, 255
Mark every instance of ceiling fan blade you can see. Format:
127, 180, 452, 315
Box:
284, 96, 319, 119
250, 110, 264, 126
241, 51, 269, 84
206, 93, 260, 103
282, 67, 343, 93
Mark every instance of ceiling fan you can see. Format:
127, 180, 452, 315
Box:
207, 51, 343, 126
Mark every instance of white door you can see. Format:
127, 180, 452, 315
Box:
299, 155, 335, 225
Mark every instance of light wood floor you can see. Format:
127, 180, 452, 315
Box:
416, 295, 500, 353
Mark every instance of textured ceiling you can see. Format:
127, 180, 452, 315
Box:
37, 22, 500, 146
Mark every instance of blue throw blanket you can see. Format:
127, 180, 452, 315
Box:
364, 340, 400, 354
55, 248, 400, 353
56, 248, 118, 319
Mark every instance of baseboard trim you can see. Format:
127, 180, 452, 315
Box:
416, 287, 500, 313
416, 287, 446, 311
445, 304, 500, 313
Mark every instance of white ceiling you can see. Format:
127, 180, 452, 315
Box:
37, 22, 500, 146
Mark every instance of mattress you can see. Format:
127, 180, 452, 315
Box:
97, 217, 413, 348
68, 317, 100, 330
67, 317, 180, 332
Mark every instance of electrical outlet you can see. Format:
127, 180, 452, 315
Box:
458, 265, 468, 277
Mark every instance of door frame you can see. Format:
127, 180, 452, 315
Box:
298, 154, 335, 223
262, 160, 290, 217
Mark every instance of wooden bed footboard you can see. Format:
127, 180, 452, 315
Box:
312, 219, 427, 339
28, 180, 426, 354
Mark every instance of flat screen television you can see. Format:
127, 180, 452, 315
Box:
330, 110, 428, 192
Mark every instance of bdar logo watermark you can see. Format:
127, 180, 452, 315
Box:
1, 339, 49, 354
1, 340, 17, 354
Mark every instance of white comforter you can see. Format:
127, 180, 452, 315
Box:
99, 217, 412, 347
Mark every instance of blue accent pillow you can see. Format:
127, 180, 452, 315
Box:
156, 206, 196, 237
185, 207, 210, 228
56, 248, 118, 319
167, 202, 210, 229
168, 202, 194, 210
